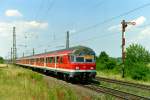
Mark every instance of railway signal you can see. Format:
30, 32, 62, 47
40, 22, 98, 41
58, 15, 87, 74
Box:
121, 20, 136, 78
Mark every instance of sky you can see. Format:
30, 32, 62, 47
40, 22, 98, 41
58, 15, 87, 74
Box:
0, 0, 150, 58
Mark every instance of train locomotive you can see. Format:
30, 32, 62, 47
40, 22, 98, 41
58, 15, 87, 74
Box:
16, 46, 96, 81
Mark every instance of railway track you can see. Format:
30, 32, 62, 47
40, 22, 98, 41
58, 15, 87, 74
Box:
96, 77, 150, 91
81, 84, 150, 100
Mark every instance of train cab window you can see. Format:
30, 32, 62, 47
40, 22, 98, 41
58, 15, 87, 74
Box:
85, 55, 95, 63
76, 56, 84, 62
85, 59, 92, 62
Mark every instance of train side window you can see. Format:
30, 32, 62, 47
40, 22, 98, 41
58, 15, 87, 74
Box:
60, 56, 63, 63
46, 57, 49, 63
40, 58, 44, 62
42, 58, 44, 62
56, 56, 59, 63
49, 57, 53, 63
36, 58, 38, 62
70, 55, 75, 62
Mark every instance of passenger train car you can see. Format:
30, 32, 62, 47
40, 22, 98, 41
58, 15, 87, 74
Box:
16, 46, 96, 80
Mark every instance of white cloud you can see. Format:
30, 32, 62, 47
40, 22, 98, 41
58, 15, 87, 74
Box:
5, 9, 23, 17
108, 16, 146, 31
137, 27, 150, 40
127, 25, 150, 45
108, 24, 121, 31
24, 21, 48, 29
0, 20, 48, 57
0, 21, 48, 38
132, 16, 146, 26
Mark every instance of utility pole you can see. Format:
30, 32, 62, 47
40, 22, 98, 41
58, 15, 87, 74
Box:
23, 52, 24, 57
11, 47, 13, 63
12, 27, 16, 64
45, 49, 47, 53
66, 31, 69, 49
33, 48, 35, 56
121, 20, 135, 78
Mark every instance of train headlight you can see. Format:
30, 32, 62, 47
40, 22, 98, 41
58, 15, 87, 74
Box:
76, 66, 80, 70
90, 67, 94, 70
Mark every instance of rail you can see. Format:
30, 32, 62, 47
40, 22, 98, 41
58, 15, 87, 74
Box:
96, 77, 150, 91
81, 84, 150, 100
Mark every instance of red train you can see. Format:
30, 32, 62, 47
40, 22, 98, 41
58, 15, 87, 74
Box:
16, 46, 96, 81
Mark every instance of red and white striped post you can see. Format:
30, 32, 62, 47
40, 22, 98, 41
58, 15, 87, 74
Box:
121, 20, 136, 78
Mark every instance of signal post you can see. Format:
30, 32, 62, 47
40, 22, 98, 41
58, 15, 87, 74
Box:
121, 20, 135, 78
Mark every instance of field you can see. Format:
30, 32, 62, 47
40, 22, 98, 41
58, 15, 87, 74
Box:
0, 64, 113, 100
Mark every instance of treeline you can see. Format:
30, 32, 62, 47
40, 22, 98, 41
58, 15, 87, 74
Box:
96, 43, 150, 81
0, 57, 4, 64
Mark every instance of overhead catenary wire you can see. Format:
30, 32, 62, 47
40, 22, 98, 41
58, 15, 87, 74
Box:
43, 2, 150, 46
70, 2, 150, 36
71, 32, 120, 46
19, 2, 150, 57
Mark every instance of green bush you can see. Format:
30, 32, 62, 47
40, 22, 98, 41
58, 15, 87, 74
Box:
96, 62, 105, 70
126, 44, 150, 65
0, 57, 4, 64
128, 63, 150, 80
105, 59, 117, 69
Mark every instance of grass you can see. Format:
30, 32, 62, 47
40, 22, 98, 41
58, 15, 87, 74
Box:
99, 81, 150, 97
96, 62, 150, 85
96, 64, 150, 98
0, 65, 50, 100
97, 70, 150, 86
0, 64, 115, 100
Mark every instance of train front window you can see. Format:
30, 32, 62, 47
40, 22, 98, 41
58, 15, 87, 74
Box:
76, 57, 84, 62
85, 59, 92, 62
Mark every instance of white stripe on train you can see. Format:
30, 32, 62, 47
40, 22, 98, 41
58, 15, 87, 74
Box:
16, 63, 96, 73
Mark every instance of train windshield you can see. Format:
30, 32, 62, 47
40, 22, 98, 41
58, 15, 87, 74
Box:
70, 55, 95, 63
76, 56, 84, 62
70, 46, 96, 63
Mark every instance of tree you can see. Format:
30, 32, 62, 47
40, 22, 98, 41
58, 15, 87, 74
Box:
125, 44, 150, 80
0, 56, 4, 64
98, 51, 109, 63
125, 44, 150, 65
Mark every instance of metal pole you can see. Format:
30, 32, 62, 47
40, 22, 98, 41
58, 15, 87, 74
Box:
45, 49, 47, 53
23, 52, 24, 57
66, 31, 69, 49
33, 48, 35, 56
11, 47, 12, 63
12, 27, 16, 64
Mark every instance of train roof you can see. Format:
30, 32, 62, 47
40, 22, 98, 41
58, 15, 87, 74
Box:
17, 46, 95, 59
